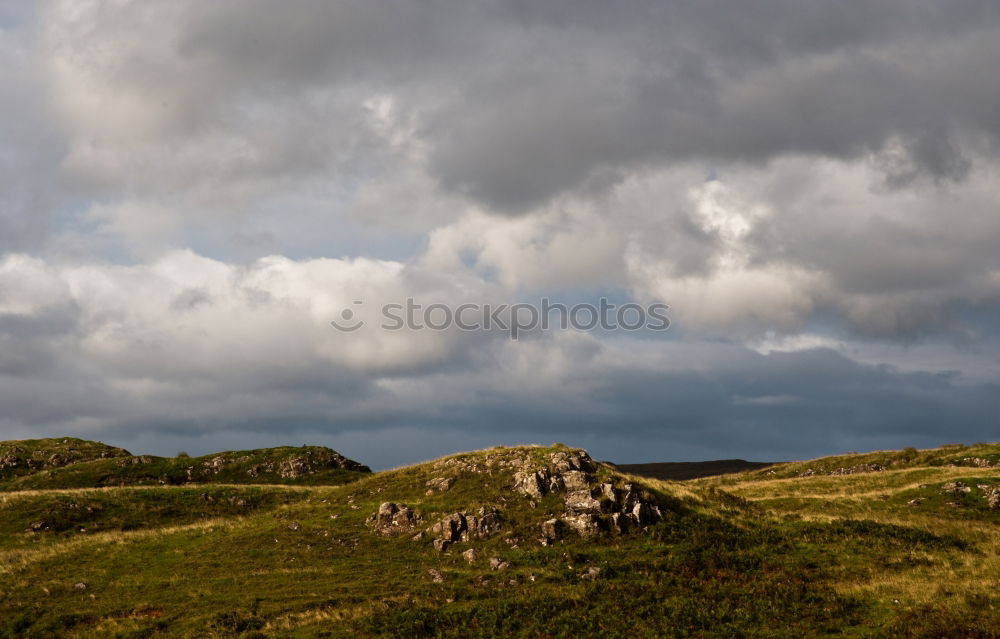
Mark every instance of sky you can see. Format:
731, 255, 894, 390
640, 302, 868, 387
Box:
1, 0, 998, 469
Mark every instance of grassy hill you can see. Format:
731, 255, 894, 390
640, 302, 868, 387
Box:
0, 442, 370, 491
1, 440, 999, 637
1, 438, 132, 481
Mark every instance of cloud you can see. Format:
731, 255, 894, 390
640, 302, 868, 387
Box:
0, 1, 998, 465
0, 249, 997, 468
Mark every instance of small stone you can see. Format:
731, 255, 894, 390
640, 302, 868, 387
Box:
428, 569, 444, 584
462, 548, 480, 564
489, 557, 510, 571
579, 566, 601, 580
433, 538, 450, 552
288, 521, 301, 531
73, 582, 87, 590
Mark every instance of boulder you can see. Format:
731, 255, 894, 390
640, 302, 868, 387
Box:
562, 513, 601, 537
430, 513, 467, 543
562, 471, 592, 491
541, 518, 563, 541
371, 502, 420, 536
514, 470, 548, 499
476, 507, 503, 537
425, 477, 455, 495
985, 486, 1000, 510
564, 490, 602, 514
598, 483, 617, 502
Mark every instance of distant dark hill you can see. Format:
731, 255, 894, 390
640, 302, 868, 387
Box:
611, 459, 774, 481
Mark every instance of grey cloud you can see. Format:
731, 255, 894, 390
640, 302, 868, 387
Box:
38, 0, 1000, 213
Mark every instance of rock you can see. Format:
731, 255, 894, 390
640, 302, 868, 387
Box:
425, 477, 455, 495
29, 521, 46, 532
547, 474, 566, 494
541, 518, 563, 541
942, 481, 972, 495
371, 502, 420, 536
579, 566, 601, 580
430, 513, 467, 543
564, 490, 602, 514
463, 516, 479, 541
476, 507, 503, 537
433, 538, 450, 552
463, 548, 480, 564
629, 501, 662, 526
73, 582, 87, 591
598, 483, 617, 502
829, 463, 885, 476
562, 471, 592, 491
562, 514, 601, 537
489, 557, 510, 571
906, 498, 925, 507
610, 512, 632, 533
279, 457, 310, 478
985, 486, 1000, 510
514, 470, 548, 499
962, 457, 994, 468
288, 521, 301, 531
428, 569, 444, 583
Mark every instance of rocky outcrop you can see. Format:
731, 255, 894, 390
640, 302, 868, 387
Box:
371, 447, 663, 549
800, 463, 886, 477
511, 449, 664, 541
979, 485, 1000, 509
116, 455, 154, 466
941, 481, 972, 495
425, 506, 505, 551
961, 457, 998, 468
370, 502, 421, 536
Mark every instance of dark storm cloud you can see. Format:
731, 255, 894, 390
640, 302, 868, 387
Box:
44, 0, 1000, 211
88, 344, 1000, 470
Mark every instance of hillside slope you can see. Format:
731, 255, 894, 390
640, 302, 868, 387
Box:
1, 442, 999, 638
0, 442, 370, 491
0, 438, 131, 481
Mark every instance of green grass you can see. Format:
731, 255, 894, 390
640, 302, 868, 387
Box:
0, 445, 370, 491
2, 440, 1000, 637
